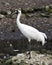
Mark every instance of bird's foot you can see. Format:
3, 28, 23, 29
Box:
26, 51, 31, 59
29, 56, 31, 59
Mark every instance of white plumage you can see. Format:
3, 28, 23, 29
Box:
16, 9, 47, 59
16, 10, 47, 46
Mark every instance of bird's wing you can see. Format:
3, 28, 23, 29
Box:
20, 24, 40, 39
21, 24, 39, 33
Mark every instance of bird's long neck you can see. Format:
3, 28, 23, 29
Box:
16, 12, 21, 26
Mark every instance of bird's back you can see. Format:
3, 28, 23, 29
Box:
18, 23, 40, 40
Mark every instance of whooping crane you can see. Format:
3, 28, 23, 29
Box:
16, 9, 47, 59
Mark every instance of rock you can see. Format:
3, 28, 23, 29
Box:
25, 3, 28, 6
0, 51, 51, 65
3, 56, 7, 59
19, 61, 30, 65
11, 51, 52, 65
45, 6, 49, 11
0, 11, 7, 15
7, 10, 11, 15
2, 1, 10, 6
25, 14, 35, 18
10, 44, 13, 47
5, 58, 12, 65
12, 53, 25, 64
40, 13, 50, 17
49, 5, 52, 9
0, 14, 5, 19
5, 2, 10, 6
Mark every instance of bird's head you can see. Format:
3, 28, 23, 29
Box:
18, 10, 21, 14
15, 9, 21, 14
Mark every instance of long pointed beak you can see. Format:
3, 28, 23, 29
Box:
14, 10, 18, 14
12, 10, 18, 15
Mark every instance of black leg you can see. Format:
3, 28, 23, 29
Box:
27, 41, 31, 59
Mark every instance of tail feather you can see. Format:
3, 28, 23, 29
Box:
41, 32, 47, 39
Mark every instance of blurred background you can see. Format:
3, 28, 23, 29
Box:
0, 0, 52, 65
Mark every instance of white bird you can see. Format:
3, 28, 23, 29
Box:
16, 9, 47, 59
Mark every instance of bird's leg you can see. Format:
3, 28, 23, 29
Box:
28, 41, 31, 59
26, 40, 31, 59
